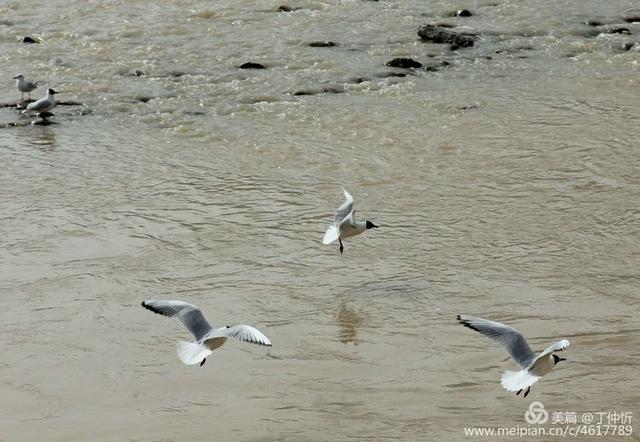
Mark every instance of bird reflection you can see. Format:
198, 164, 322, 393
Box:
336, 303, 365, 345
17, 125, 58, 151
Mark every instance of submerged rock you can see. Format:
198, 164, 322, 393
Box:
292, 86, 344, 96
418, 25, 475, 47
609, 27, 631, 34
22, 36, 38, 43
623, 16, 640, 23
277, 5, 301, 12
386, 58, 423, 69
239, 62, 266, 69
309, 41, 337, 47
449, 9, 473, 17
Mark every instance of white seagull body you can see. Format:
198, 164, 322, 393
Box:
22, 88, 57, 114
322, 189, 377, 253
457, 314, 569, 397
142, 300, 271, 366
13, 74, 38, 100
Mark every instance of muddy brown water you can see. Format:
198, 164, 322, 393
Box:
1, 1, 639, 440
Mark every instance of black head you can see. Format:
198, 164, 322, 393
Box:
553, 354, 567, 364
13, 74, 24, 79
48, 88, 57, 95
366, 220, 378, 229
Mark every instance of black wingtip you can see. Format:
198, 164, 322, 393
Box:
141, 301, 163, 316
457, 314, 481, 332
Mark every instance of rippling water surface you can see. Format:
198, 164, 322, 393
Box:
1, 0, 639, 440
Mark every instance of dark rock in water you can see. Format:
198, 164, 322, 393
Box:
418, 25, 475, 47
622, 42, 635, 51
129, 69, 145, 77
22, 36, 38, 43
277, 5, 303, 12
583, 26, 632, 38
610, 27, 631, 34
386, 58, 423, 68
432, 22, 456, 28
377, 72, 412, 79
239, 62, 266, 69
309, 41, 336, 47
292, 86, 344, 96
585, 20, 604, 27
450, 9, 473, 17
293, 90, 315, 96
623, 16, 640, 23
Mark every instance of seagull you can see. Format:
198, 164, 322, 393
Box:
22, 88, 57, 116
13, 74, 38, 101
457, 314, 569, 398
141, 300, 272, 366
322, 189, 378, 254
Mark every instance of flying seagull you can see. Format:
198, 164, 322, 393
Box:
13, 74, 38, 101
142, 300, 272, 366
322, 189, 378, 254
457, 314, 569, 398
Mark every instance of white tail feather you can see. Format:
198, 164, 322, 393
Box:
323, 226, 339, 245
501, 370, 540, 392
176, 341, 212, 365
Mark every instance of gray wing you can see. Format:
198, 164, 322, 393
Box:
27, 97, 51, 112
142, 300, 213, 341
457, 314, 536, 368
334, 189, 355, 226
204, 325, 272, 347
25, 80, 38, 91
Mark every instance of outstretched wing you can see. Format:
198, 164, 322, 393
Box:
539, 339, 570, 357
142, 300, 213, 341
322, 225, 340, 245
204, 325, 272, 347
457, 314, 536, 369
334, 189, 354, 227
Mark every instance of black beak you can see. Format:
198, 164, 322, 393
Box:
558, 357, 567, 362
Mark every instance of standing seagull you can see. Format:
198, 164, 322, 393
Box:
22, 88, 57, 116
322, 189, 378, 254
457, 314, 569, 398
13, 74, 38, 101
141, 300, 272, 367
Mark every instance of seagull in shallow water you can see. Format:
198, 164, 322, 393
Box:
322, 189, 378, 254
457, 314, 569, 398
13, 74, 38, 101
22, 88, 57, 116
142, 300, 271, 366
